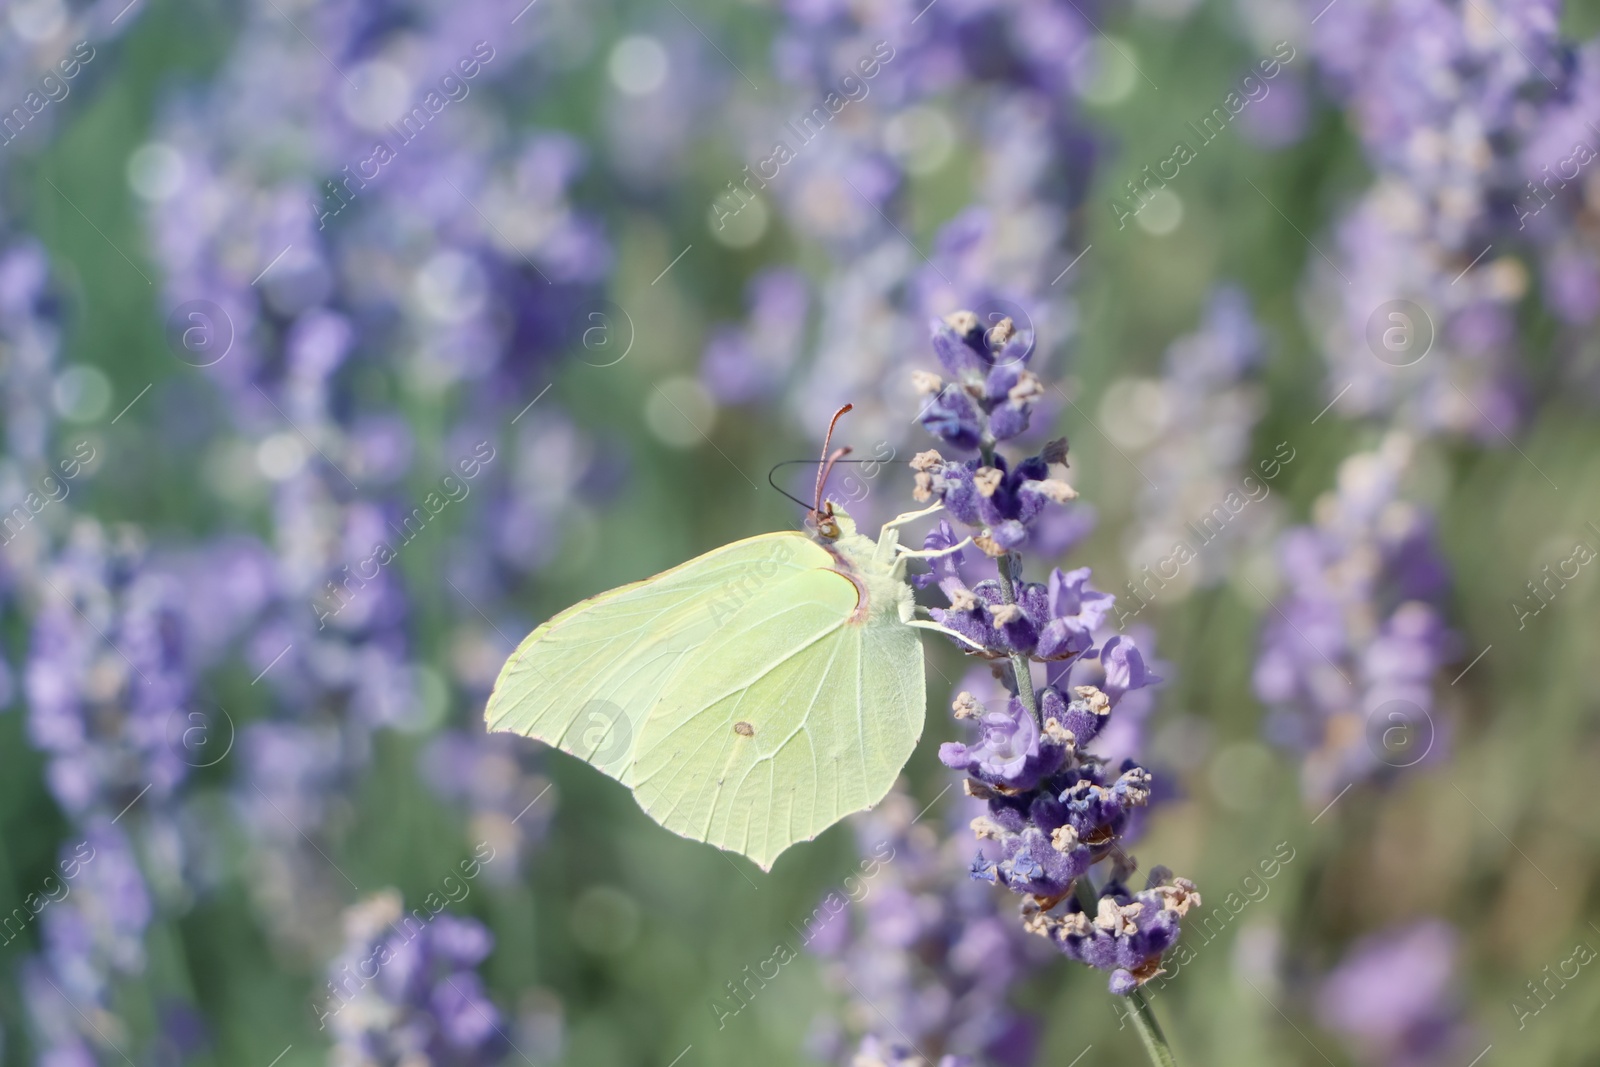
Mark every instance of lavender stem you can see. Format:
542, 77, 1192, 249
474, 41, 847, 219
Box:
1129, 989, 1178, 1067
1072, 878, 1179, 1066
995, 550, 1039, 723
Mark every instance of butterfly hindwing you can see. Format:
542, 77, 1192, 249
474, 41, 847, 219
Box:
631, 565, 925, 871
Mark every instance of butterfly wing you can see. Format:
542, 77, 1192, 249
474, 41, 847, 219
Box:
485, 531, 827, 779
628, 566, 926, 871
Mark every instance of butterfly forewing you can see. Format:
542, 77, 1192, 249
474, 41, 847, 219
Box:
485, 532, 825, 780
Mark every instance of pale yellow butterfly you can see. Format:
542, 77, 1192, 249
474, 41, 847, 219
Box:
485, 406, 970, 870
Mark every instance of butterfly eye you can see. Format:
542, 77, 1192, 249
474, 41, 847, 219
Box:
815, 507, 840, 540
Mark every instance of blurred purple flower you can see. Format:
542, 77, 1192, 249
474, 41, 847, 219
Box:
1255, 435, 1457, 803
810, 790, 1042, 1067
323, 891, 508, 1066
1317, 920, 1470, 1067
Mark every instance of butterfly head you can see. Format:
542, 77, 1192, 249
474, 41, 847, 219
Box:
811, 502, 858, 541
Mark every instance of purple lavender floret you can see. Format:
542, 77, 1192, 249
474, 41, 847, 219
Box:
1036, 568, 1115, 661
1254, 434, 1456, 803
924, 539, 1116, 665
939, 694, 1058, 791
21, 821, 158, 1064
700, 269, 809, 404
921, 386, 987, 453
1039, 868, 1200, 995
1041, 685, 1109, 748
913, 449, 1076, 552
950, 684, 1157, 906
919, 311, 1044, 449
913, 520, 968, 593
25, 524, 196, 818
1099, 635, 1163, 703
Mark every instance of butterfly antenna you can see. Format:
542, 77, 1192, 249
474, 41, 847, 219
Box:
813, 404, 854, 519
768, 458, 881, 512
766, 466, 816, 511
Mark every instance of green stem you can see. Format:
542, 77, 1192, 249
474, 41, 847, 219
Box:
1128, 988, 1178, 1067
977, 442, 1038, 722
993, 551, 1038, 722
1072, 880, 1179, 1067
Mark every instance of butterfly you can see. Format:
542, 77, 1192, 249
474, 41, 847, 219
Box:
485, 406, 970, 870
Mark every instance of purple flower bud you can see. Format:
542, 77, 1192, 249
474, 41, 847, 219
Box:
983, 364, 1022, 404
931, 318, 991, 378
988, 400, 1031, 441
325, 892, 508, 1066
988, 602, 1038, 654
1042, 685, 1109, 745
920, 385, 985, 451
969, 853, 1000, 883
937, 463, 984, 526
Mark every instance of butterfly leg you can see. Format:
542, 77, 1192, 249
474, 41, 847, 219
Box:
873, 503, 946, 567
904, 617, 991, 652
887, 531, 974, 583
895, 535, 974, 560
878, 502, 945, 531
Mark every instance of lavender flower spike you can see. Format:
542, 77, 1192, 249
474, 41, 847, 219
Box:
913, 311, 1199, 1017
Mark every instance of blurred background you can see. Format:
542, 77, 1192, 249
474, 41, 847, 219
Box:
1, 0, 1598, 1064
